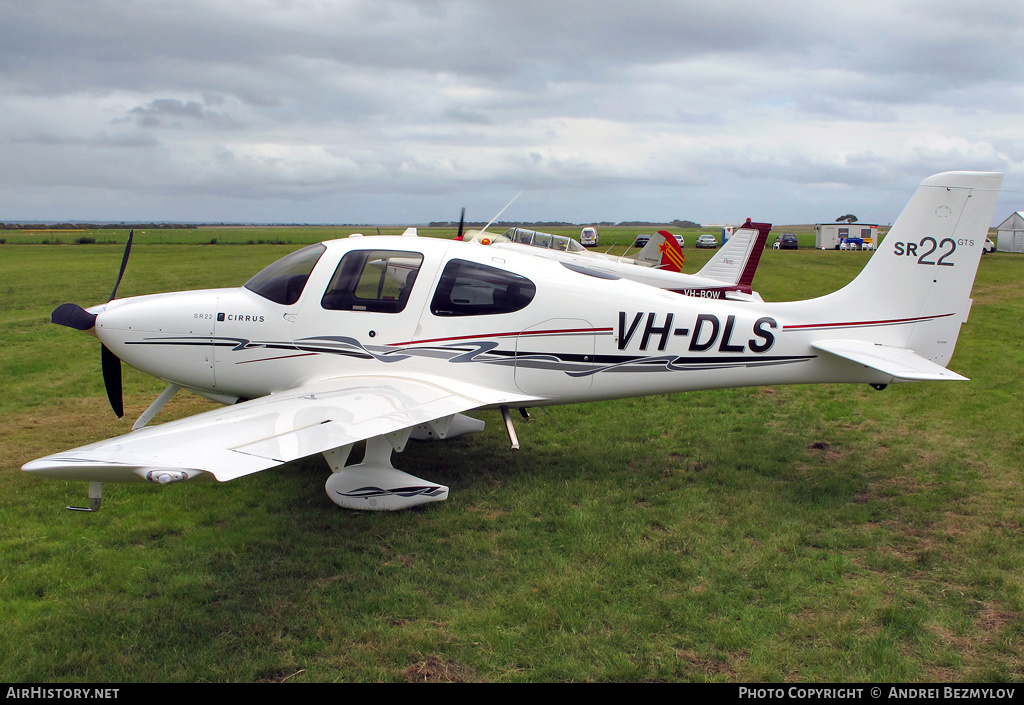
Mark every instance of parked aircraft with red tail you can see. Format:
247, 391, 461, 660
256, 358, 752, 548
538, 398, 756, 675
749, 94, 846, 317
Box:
463, 222, 771, 301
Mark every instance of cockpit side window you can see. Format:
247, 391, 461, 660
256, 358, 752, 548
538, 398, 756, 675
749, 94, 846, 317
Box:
430, 259, 536, 317
244, 244, 326, 305
512, 228, 533, 245
321, 250, 423, 313
550, 235, 569, 251
502, 227, 585, 252
531, 231, 552, 249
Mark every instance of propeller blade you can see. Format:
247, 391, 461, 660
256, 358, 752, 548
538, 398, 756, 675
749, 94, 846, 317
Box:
109, 229, 134, 301
51, 303, 97, 331
101, 344, 124, 418
456, 208, 465, 240
51, 232, 132, 419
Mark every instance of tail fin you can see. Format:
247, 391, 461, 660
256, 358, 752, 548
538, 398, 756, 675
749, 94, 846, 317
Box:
635, 231, 685, 272
696, 222, 771, 289
806, 171, 1002, 370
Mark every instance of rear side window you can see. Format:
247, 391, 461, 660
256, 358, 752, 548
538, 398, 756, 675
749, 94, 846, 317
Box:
430, 259, 536, 317
321, 250, 423, 313
244, 244, 326, 305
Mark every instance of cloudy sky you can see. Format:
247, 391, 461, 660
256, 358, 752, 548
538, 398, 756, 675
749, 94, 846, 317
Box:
2, 0, 1022, 226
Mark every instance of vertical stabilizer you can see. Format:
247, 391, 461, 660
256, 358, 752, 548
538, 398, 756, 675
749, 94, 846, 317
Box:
809, 172, 1002, 366
696, 222, 772, 289
635, 231, 685, 272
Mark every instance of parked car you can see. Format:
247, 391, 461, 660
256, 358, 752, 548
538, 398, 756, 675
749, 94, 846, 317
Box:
983, 238, 996, 254
633, 233, 652, 247
695, 234, 718, 248
580, 227, 599, 247
773, 233, 798, 250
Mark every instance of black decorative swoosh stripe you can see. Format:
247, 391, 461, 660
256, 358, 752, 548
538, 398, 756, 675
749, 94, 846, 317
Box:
565, 354, 814, 377
122, 335, 814, 376
336, 485, 446, 499
126, 336, 293, 352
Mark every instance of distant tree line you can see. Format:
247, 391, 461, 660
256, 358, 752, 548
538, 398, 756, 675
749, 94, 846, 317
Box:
0, 222, 195, 230
617, 219, 702, 228
426, 218, 703, 228
4, 217, 707, 230
427, 220, 577, 229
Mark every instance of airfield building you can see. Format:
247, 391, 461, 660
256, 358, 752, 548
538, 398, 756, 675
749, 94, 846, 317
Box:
996, 212, 1024, 253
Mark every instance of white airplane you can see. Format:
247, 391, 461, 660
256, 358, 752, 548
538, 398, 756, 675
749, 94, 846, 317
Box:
462, 223, 772, 301
23, 172, 1001, 513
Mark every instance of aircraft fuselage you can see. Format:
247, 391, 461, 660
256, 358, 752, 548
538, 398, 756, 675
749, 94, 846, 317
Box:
96, 235, 891, 411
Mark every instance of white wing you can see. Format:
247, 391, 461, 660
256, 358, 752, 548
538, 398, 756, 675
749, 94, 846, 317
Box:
23, 374, 535, 483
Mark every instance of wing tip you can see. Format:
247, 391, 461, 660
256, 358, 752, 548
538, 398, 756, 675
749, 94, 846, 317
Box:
22, 457, 213, 484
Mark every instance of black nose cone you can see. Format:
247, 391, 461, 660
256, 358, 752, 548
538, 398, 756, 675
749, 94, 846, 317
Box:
52, 303, 98, 331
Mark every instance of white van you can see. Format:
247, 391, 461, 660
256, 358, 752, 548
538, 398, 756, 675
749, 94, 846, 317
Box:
580, 227, 599, 247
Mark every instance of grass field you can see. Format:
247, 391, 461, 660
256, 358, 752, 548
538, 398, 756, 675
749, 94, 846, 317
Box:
0, 223, 739, 247
1, 231, 1022, 683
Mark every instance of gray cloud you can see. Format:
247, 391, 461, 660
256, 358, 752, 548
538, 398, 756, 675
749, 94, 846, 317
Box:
126, 99, 238, 129
0, 0, 1021, 224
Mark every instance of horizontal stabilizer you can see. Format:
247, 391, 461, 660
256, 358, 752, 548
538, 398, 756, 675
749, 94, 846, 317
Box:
724, 290, 764, 302
811, 340, 968, 381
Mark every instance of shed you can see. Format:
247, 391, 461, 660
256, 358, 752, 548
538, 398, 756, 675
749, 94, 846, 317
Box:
997, 212, 1024, 253
815, 223, 879, 250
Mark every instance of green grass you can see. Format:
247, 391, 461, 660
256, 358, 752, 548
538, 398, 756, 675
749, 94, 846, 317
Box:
1, 235, 1023, 682
0, 223, 747, 248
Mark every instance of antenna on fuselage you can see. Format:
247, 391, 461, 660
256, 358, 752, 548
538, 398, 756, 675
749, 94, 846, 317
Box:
477, 193, 521, 238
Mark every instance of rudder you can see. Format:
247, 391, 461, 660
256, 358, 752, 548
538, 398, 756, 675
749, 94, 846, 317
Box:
636, 231, 685, 272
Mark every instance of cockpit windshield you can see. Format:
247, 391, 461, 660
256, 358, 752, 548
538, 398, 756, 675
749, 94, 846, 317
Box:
244, 243, 326, 305
501, 227, 585, 253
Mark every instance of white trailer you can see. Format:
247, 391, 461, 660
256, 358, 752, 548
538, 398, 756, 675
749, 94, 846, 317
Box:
816, 223, 879, 250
